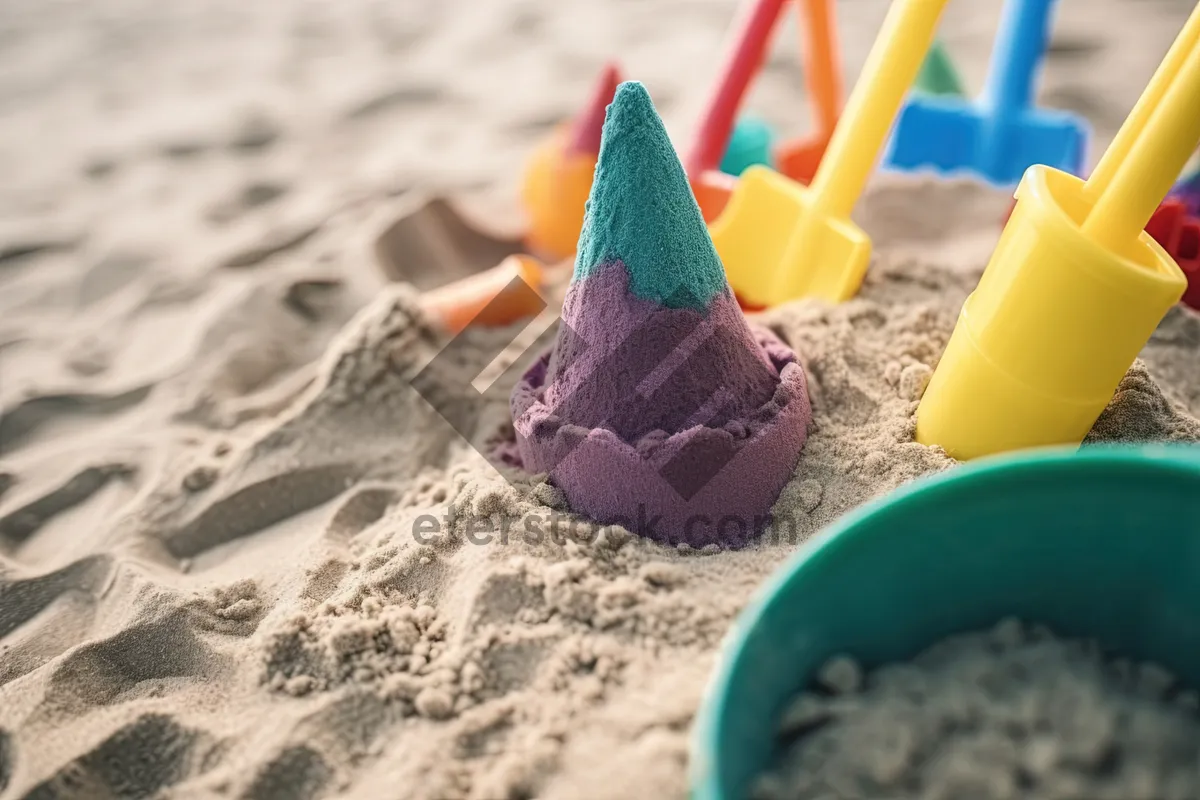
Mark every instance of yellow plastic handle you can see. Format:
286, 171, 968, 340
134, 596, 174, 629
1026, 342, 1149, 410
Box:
1083, 40, 1200, 251
808, 0, 951, 220
1085, 2, 1200, 201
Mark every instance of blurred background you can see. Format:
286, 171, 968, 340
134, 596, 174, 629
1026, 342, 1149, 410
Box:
2, 0, 1191, 454
1, 0, 1191, 243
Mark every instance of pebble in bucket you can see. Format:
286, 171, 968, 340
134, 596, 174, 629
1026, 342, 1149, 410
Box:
885, 0, 1087, 187
773, 0, 844, 185
510, 82, 812, 547
710, 0, 950, 308
915, 3, 1200, 460
521, 62, 622, 260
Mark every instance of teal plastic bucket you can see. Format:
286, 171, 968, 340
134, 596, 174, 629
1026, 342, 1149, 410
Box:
690, 444, 1200, 800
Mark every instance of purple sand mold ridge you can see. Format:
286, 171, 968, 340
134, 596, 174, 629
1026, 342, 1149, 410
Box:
511, 261, 812, 547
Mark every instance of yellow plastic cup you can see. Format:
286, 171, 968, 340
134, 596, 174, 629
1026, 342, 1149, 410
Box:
915, 165, 1186, 460
521, 126, 597, 261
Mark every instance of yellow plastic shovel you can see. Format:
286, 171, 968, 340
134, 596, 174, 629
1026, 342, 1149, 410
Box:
1083, 5, 1200, 208
1080, 17, 1200, 253
709, 0, 950, 307
915, 3, 1200, 460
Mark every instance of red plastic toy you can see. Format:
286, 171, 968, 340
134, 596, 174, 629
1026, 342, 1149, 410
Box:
1146, 198, 1200, 310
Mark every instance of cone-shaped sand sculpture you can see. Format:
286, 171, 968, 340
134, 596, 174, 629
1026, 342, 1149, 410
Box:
510, 82, 812, 547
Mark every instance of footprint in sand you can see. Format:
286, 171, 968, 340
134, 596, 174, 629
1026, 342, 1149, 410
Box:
42, 610, 223, 711
17, 714, 205, 800
0, 464, 136, 545
165, 464, 361, 560
325, 485, 400, 544
240, 745, 333, 800
0, 588, 102, 689
0, 728, 11, 794
0, 389, 152, 457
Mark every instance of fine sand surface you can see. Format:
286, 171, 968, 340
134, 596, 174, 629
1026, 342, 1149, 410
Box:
2, 0, 1199, 798
756, 620, 1200, 800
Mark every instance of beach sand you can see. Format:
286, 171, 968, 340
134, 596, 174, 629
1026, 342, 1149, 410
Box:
756, 620, 1200, 800
2, 0, 1199, 797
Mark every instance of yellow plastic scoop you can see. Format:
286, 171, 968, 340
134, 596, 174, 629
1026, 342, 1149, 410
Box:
710, 0, 950, 307
915, 4, 1200, 460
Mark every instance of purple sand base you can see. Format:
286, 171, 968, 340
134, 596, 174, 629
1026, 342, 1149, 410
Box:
510, 264, 812, 547
513, 333, 810, 547
544, 260, 781, 442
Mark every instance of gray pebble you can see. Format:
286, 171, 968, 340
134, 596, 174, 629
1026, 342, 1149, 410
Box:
816, 655, 862, 695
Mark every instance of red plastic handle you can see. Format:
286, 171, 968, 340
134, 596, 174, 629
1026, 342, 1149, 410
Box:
567, 62, 623, 157
686, 0, 789, 176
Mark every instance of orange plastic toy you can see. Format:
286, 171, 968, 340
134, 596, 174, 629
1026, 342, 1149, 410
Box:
775, 0, 844, 184
522, 63, 622, 260
421, 254, 549, 334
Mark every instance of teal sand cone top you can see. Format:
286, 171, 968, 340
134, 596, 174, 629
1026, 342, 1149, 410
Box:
573, 81, 729, 310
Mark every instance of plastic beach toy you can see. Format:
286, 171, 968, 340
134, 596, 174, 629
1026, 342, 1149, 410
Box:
916, 3, 1200, 460
521, 62, 622, 260
1173, 162, 1200, 213
773, 0, 844, 185
1001, 156, 1200, 227
420, 254, 549, 334
689, 444, 1200, 800
687, 0, 788, 222
1146, 198, 1200, 310
710, 0, 951, 307
719, 116, 776, 177
913, 38, 965, 96
885, 0, 1087, 187
688, 0, 845, 220
510, 82, 812, 547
